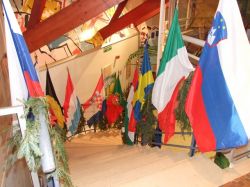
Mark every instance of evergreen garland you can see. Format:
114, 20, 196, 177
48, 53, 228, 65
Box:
6, 97, 74, 186
175, 72, 194, 135
126, 46, 157, 65
50, 126, 74, 187
136, 92, 157, 145
98, 114, 108, 131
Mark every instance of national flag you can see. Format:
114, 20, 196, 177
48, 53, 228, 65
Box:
45, 67, 65, 128
125, 68, 139, 145
63, 70, 81, 135
185, 0, 250, 152
87, 111, 102, 128
3, 0, 55, 173
152, 9, 194, 143
113, 75, 125, 103
46, 66, 61, 107
3, 0, 43, 106
133, 41, 154, 122
82, 74, 104, 111
105, 76, 124, 124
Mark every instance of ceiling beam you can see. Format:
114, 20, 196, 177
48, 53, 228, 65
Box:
23, 0, 125, 52
134, 1, 169, 27
99, 0, 169, 40
26, 0, 46, 30
110, 0, 128, 23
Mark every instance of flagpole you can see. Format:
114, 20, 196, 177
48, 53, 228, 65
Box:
156, 0, 166, 73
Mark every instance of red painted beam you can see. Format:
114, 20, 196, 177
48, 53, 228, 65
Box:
23, 0, 125, 52
99, 0, 169, 40
110, 0, 128, 23
26, 0, 46, 30
134, 1, 170, 27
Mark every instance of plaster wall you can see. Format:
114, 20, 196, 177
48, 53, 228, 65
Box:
38, 34, 139, 106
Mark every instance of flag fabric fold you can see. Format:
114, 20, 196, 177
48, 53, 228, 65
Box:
46, 67, 61, 107
45, 67, 65, 128
3, 0, 43, 106
63, 70, 81, 135
152, 9, 194, 143
185, 0, 250, 152
125, 68, 139, 145
105, 76, 124, 124
133, 42, 154, 122
82, 74, 104, 111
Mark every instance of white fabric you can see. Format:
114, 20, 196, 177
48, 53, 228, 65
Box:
3, 0, 28, 106
216, 0, 250, 138
152, 47, 194, 112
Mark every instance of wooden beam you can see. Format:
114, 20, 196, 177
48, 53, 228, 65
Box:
26, 0, 46, 29
99, 0, 169, 40
110, 0, 128, 23
133, 1, 169, 27
23, 0, 125, 52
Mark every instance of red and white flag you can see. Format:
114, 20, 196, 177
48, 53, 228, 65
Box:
82, 74, 104, 111
63, 70, 81, 135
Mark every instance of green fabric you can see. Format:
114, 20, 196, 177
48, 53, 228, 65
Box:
157, 9, 184, 76
113, 75, 126, 107
124, 105, 133, 145
113, 75, 123, 95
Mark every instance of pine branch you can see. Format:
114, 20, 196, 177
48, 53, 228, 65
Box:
175, 72, 194, 136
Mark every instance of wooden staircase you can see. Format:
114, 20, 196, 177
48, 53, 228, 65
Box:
65, 130, 250, 187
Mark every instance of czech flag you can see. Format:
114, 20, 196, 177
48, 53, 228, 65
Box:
3, 0, 43, 106
185, 0, 250, 152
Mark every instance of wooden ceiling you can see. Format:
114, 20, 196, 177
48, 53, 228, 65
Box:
23, 0, 169, 53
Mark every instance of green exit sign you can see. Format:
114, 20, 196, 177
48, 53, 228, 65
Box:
103, 45, 112, 53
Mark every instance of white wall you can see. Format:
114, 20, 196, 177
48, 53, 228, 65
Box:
38, 35, 139, 105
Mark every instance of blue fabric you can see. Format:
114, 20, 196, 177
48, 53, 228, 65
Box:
200, 12, 247, 149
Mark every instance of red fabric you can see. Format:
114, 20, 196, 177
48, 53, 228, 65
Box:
82, 74, 104, 110
128, 110, 137, 132
158, 77, 184, 143
132, 68, 139, 89
24, 72, 44, 97
185, 67, 216, 152
63, 71, 74, 121
105, 94, 123, 124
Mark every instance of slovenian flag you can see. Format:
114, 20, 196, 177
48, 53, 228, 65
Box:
185, 0, 250, 152
3, 0, 43, 106
152, 9, 194, 143
63, 70, 81, 136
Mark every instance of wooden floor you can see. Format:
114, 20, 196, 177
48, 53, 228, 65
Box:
65, 130, 250, 187
221, 172, 250, 187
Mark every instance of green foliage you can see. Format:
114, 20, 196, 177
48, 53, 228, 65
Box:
126, 46, 157, 65
6, 97, 74, 186
175, 72, 194, 135
16, 97, 48, 171
136, 92, 157, 145
50, 126, 74, 187
17, 120, 42, 171
98, 115, 108, 131
214, 152, 230, 169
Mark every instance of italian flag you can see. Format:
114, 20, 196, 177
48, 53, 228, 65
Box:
152, 9, 194, 143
